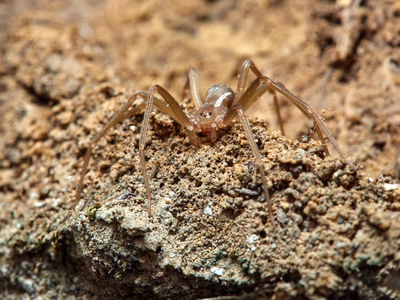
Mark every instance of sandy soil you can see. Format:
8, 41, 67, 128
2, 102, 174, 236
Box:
1, 0, 400, 299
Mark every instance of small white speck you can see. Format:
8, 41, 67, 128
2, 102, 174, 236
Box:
169, 191, 176, 198
296, 149, 306, 157
368, 177, 373, 182
169, 254, 176, 258
210, 267, 224, 276
34, 202, 43, 208
29, 192, 39, 200
130, 125, 137, 133
251, 246, 257, 251
336, 241, 345, 248
78, 23, 93, 39
67, 175, 72, 180
384, 183, 399, 191
203, 203, 213, 216
248, 234, 259, 244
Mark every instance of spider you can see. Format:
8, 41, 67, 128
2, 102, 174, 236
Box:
73, 60, 357, 230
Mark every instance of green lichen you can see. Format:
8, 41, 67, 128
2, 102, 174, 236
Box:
86, 203, 102, 219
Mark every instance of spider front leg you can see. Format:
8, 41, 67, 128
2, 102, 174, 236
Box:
182, 68, 203, 109
74, 87, 193, 215
140, 84, 196, 216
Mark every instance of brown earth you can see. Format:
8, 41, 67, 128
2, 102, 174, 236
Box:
1, 0, 400, 299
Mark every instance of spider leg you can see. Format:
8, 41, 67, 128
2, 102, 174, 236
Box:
182, 68, 202, 109
182, 72, 191, 103
224, 76, 357, 170
119, 96, 184, 126
262, 76, 357, 169
235, 60, 285, 135
74, 87, 194, 214
140, 84, 195, 216
73, 92, 147, 210
222, 77, 270, 126
235, 106, 276, 231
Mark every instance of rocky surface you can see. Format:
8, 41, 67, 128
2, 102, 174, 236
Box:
1, 1, 400, 299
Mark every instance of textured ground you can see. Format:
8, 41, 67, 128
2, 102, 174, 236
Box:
1, 1, 400, 299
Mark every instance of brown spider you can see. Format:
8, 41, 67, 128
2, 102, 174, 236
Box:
73, 60, 357, 230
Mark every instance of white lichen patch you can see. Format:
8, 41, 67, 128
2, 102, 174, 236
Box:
52, 199, 59, 207
203, 202, 213, 216
210, 267, 224, 276
247, 234, 259, 251
248, 234, 259, 244
384, 183, 399, 191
